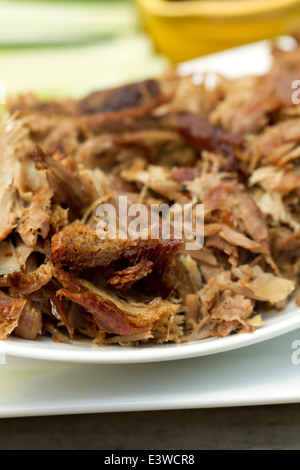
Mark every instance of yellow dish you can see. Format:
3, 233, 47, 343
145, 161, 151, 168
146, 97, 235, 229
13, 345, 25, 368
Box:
135, 0, 300, 63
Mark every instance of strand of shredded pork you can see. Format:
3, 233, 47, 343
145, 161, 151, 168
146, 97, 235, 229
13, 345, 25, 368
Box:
1, 38, 300, 346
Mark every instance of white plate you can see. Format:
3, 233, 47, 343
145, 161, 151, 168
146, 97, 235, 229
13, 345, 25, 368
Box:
1, 328, 300, 418
3, 38, 300, 364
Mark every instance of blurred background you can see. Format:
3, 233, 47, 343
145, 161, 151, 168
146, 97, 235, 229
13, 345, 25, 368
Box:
1, 0, 300, 99
0, 0, 169, 100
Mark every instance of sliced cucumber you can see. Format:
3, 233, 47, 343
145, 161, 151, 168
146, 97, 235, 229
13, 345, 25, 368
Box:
0, 1, 138, 46
0, 33, 169, 99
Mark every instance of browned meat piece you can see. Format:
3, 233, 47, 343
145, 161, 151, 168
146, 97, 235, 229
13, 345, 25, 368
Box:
0, 116, 25, 243
13, 300, 42, 340
206, 233, 239, 262
237, 191, 270, 249
168, 111, 244, 154
107, 260, 154, 290
33, 145, 98, 213
7, 262, 53, 296
79, 79, 161, 115
77, 79, 170, 135
0, 291, 27, 340
17, 184, 53, 247
54, 268, 177, 336
218, 224, 268, 255
211, 292, 254, 335
51, 221, 183, 274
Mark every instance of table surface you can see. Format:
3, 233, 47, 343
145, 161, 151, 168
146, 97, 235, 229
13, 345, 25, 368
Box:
1, 404, 299, 450
2, 327, 300, 450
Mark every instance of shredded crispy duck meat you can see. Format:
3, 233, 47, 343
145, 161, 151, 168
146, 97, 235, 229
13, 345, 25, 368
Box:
2, 38, 300, 345
53, 267, 177, 336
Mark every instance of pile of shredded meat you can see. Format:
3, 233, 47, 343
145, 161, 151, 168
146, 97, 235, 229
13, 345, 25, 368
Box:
2, 38, 300, 347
